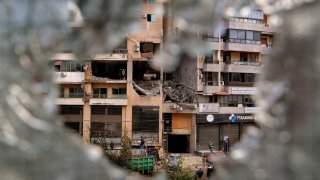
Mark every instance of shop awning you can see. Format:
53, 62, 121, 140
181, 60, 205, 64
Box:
212, 91, 228, 95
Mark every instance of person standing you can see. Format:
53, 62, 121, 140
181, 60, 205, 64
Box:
208, 141, 213, 153
197, 167, 204, 179
194, 166, 198, 179
140, 136, 145, 149
207, 165, 216, 180
110, 141, 114, 150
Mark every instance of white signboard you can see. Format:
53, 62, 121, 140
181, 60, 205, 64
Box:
245, 107, 262, 113
206, 114, 214, 122
199, 103, 219, 113
230, 87, 257, 95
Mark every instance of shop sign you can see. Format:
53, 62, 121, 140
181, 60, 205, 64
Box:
230, 87, 257, 95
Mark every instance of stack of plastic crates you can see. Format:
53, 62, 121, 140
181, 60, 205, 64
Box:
131, 156, 155, 175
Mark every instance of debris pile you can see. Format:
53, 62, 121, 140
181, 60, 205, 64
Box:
132, 81, 161, 96
163, 81, 198, 107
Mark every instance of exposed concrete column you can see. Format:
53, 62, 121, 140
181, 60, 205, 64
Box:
190, 114, 197, 153
82, 103, 91, 143
82, 60, 92, 143
124, 55, 133, 139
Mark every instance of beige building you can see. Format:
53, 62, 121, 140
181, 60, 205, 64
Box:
53, 1, 277, 155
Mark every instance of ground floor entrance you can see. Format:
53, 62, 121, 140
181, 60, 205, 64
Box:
167, 134, 190, 153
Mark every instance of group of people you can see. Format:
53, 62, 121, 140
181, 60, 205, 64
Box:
194, 165, 216, 179
208, 137, 230, 153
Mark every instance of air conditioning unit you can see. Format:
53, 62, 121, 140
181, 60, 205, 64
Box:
61, 72, 66, 77
134, 43, 140, 52
220, 81, 224, 86
170, 104, 176, 109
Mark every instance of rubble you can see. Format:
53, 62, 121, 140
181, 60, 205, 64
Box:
163, 81, 198, 108
132, 81, 161, 96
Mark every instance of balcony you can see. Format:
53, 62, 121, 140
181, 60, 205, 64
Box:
56, 93, 83, 105
206, 41, 225, 50
162, 103, 197, 113
227, 86, 257, 95
91, 52, 128, 61
89, 95, 127, 106
198, 103, 219, 113
203, 59, 221, 72
224, 61, 262, 73
225, 42, 264, 53
244, 107, 262, 113
54, 72, 84, 84
203, 85, 219, 94
219, 106, 245, 114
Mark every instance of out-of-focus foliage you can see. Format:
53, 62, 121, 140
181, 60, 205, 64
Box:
105, 131, 132, 169
0, 0, 319, 179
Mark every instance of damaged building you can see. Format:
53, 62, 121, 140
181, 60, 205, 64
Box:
52, 1, 277, 156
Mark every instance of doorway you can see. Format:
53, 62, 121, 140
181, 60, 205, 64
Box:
168, 134, 190, 153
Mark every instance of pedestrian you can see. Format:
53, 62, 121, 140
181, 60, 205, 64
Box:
202, 155, 206, 168
140, 136, 145, 149
197, 167, 204, 179
110, 141, 114, 150
194, 166, 198, 179
208, 141, 213, 153
207, 165, 214, 180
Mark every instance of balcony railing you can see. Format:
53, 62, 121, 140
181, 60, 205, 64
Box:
230, 61, 260, 66
204, 59, 219, 64
60, 93, 83, 98
92, 94, 107, 98
111, 94, 127, 99
226, 82, 254, 87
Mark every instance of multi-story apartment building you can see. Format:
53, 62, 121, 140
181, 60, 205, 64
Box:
162, 8, 277, 153
52, 1, 277, 155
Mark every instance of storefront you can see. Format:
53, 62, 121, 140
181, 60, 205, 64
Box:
196, 114, 256, 151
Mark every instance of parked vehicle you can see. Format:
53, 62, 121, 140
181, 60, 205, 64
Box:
167, 153, 182, 170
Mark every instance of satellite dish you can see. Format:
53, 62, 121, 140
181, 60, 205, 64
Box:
206, 114, 214, 122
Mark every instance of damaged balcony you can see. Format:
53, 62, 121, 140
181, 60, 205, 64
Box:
132, 61, 161, 96
133, 41, 160, 60
163, 81, 198, 113
90, 61, 127, 83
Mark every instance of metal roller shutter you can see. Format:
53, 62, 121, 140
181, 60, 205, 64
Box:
221, 124, 239, 147
240, 123, 255, 138
198, 125, 219, 151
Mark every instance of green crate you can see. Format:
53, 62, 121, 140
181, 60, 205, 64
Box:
131, 156, 155, 174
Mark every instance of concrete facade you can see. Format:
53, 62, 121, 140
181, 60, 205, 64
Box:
54, 2, 277, 155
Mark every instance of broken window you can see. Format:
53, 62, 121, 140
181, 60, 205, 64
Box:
93, 88, 107, 98
132, 61, 160, 96
139, 42, 160, 58
146, 14, 156, 22
91, 61, 127, 80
